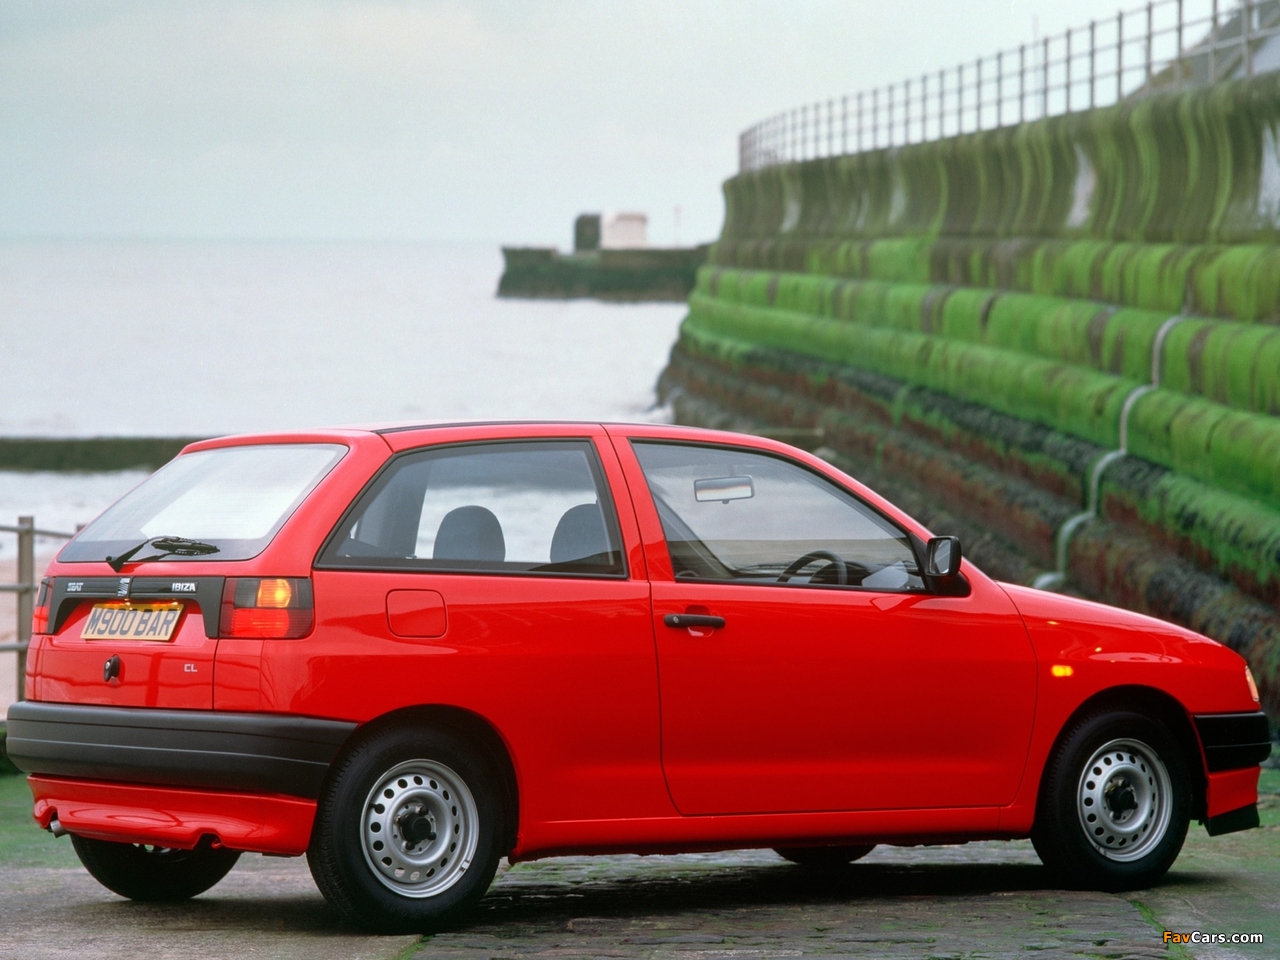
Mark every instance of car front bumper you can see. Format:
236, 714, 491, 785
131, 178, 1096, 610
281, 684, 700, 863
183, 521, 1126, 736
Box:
1194, 711, 1272, 836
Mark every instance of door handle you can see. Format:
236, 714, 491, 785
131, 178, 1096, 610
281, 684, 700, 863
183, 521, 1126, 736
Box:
663, 613, 725, 629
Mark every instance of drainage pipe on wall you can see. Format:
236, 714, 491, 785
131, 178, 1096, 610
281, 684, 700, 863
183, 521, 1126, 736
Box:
1031, 311, 1189, 591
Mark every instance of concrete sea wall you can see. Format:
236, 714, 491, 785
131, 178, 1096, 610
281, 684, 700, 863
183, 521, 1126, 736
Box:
661, 72, 1280, 723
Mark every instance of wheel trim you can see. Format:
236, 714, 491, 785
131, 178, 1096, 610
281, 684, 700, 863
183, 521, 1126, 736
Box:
360, 759, 480, 899
1075, 737, 1173, 863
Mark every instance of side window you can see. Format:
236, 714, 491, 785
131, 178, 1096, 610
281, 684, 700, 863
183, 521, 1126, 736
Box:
320, 441, 625, 576
632, 441, 923, 591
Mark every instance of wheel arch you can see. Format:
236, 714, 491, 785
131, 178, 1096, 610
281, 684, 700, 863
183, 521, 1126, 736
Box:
1038, 685, 1207, 821
334, 704, 520, 854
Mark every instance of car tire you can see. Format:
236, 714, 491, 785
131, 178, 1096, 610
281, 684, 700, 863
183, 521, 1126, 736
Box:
774, 844, 875, 868
1031, 709, 1190, 891
70, 835, 240, 901
307, 724, 506, 933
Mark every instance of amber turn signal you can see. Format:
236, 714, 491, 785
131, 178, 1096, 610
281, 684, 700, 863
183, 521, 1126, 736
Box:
255, 578, 294, 608
1246, 666, 1260, 703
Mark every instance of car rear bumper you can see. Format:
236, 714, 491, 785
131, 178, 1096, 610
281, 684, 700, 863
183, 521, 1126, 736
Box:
6, 701, 357, 799
28, 775, 316, 855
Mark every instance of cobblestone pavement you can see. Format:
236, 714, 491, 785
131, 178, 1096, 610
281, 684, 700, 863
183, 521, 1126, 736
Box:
421, 842, 1176, 960
3, 831, 1277, 959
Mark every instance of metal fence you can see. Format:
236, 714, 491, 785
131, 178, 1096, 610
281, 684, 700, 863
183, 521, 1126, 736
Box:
1, 518, 74, 704
739, 0, 1280, 171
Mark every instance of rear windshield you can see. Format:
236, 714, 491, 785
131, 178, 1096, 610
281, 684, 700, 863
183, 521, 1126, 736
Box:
59, 443, 346, 563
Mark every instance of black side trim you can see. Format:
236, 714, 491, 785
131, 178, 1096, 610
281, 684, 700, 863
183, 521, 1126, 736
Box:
1204, 803, 1261, 837
1194, 712, 1272, 772
5, 701, 356, 799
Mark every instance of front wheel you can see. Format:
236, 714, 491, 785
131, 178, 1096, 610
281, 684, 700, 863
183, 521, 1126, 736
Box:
70, 835, 240, 901
774, 844, 875, 868
1032, 710, 1190, 891
307, 725, 506, 933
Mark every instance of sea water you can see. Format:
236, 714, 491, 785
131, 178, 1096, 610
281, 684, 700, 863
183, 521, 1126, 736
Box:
0, 239, 686, 540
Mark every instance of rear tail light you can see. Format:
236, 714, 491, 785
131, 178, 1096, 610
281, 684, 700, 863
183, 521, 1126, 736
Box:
31, 578, 52, 635
220, 578, 313, 639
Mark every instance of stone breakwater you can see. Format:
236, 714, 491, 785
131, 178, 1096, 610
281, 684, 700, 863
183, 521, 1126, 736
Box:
660, 71, 1280, 724
498, 246, 709, 302
0, 437, 202, 472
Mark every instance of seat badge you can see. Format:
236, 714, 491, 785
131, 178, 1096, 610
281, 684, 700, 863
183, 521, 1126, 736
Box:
116, 577, 131, 598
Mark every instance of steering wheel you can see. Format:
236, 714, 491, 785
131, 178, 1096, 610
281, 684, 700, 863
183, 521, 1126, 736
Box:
777, 549, 848, 585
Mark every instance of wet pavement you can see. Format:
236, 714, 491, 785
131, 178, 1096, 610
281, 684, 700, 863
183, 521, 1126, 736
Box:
422, 843, 1182, 960
1, 771, 1275, 960
2, 832, 1277, 960
0, 854, 416, 960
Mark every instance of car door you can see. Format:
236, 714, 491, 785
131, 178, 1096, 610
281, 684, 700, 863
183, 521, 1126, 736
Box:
613, 433, 1037, 817
302, 433, 670, 827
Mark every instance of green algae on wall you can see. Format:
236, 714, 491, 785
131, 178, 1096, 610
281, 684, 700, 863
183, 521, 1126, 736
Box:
721, 73, 1280, 247
687, 285, 1280, 512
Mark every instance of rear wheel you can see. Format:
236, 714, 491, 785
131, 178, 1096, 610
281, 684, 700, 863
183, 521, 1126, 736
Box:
1032, 709, 1190, 891
774, 844, 875, 868
70, 835, 240, 901
308, 725, 506, 933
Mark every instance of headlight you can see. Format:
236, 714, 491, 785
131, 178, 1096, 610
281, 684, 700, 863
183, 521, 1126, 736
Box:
1246, 665, 1261, 703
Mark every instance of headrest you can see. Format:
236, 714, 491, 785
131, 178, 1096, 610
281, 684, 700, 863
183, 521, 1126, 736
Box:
433, 505, 505, 562
550, 503, 609, 564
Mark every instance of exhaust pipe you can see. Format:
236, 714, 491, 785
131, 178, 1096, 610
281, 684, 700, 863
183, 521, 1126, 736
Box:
48, 817, 68, 838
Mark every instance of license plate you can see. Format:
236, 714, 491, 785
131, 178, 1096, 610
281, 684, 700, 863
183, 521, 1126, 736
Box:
81, 602, 184, 642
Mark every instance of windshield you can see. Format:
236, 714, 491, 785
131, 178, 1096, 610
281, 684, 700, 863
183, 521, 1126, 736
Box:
60, 443, 346, 563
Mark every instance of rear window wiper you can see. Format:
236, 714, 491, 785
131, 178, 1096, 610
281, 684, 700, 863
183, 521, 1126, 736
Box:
106, 536, 221, 572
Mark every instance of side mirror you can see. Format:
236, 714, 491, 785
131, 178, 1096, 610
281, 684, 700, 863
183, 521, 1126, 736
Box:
925, 536, 962, 578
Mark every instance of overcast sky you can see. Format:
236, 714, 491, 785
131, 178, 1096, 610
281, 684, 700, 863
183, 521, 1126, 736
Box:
1, 0, 1191, 246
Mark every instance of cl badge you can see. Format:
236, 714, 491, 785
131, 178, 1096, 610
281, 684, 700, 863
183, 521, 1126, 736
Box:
103, 655, 121, 682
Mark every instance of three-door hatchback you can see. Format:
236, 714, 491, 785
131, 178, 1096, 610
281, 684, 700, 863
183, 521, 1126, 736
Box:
6, 422, 1271, 931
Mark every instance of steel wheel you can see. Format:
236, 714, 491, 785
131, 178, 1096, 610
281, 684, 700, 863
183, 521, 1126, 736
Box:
1074, 738, 1173, 862
308, 724, 506, 933
360, 759, 480, 899
1032, 709, 1190, 891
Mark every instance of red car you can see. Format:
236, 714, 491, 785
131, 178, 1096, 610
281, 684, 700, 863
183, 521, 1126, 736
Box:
6, 422, 1269, 932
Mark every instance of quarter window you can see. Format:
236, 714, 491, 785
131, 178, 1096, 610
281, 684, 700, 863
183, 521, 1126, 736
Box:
632, 442, 922, 590
321, 441, 625, 576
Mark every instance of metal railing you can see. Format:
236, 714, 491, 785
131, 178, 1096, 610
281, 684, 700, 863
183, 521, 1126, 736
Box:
739, 0, 1280, 171
2, 518, 75, 703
